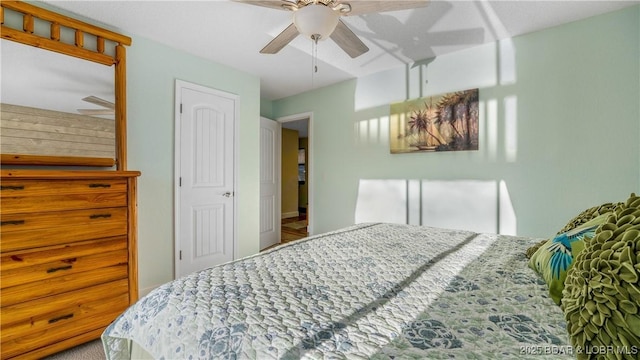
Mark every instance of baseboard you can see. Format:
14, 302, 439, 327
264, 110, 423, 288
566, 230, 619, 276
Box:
282, 211, 299, 219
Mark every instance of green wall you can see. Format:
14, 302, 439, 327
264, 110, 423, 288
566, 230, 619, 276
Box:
11, 2, 262, 294
127, 37, 261, 293
272, 5, 640, 238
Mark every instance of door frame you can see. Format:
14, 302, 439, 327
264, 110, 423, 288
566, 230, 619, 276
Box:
173, 79, 239, 279
277, 112, 313, 235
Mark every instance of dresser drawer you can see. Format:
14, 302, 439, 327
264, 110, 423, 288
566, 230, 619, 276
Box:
0, 179, 127, 197
1, 264, 128, 307
1, 237, 128, 292
0, 207, 128, 252
0, 179, 128, 215
0, 191, 127, 215
0, 279, 129, 359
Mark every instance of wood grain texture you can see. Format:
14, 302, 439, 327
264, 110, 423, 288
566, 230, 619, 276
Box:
115, 44, 127, 170
127, 176, 139, 303
0, 207, 128, 233
1, 1, 131, 45
0, 154, 116, 167
0, 1, 138, 355
1, 249, 128, 289
1, 26, 115, 65
1, 103, 116, 159
0, 171, 140, 359
0, 237, 127, 271
1, 264, 128, 307
0, 169, 140, 179
0, 178, 127, 198
1, 282, 129, 358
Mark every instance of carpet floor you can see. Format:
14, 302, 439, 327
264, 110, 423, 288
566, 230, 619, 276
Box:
43, 339, 104, 360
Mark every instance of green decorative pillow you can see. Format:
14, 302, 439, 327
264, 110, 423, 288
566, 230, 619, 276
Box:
562, 193, 640, 360
557, 202, 621, 234
525, 239, 548, 259
525, 202, 619, 259
529, 214, 610, 304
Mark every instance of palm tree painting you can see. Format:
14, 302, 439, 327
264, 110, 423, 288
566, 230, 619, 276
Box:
389, 88, 479, 153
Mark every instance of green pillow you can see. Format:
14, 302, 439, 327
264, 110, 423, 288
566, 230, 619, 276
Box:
529, 213, 610, 304
562, 193, 640, 360
525, 202, 619, 259
557, 202, 621, 234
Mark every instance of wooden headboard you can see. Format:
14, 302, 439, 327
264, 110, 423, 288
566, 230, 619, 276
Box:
0, 0, 131, 169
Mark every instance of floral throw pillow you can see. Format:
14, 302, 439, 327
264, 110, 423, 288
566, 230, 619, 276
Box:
528, 213, 610, 304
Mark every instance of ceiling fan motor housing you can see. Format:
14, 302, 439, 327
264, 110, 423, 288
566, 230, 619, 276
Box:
293, 4, 340, 40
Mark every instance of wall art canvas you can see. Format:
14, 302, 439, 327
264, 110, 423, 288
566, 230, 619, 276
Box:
389, 88, 479, 153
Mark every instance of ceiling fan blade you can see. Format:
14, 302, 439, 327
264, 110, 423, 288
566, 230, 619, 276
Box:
232, 0, 296, 11
330, 20, 369, 58
82, 96, 115, 109
260, 23, 300, 54
345, 0, 430, 16
77, 109, 115, 115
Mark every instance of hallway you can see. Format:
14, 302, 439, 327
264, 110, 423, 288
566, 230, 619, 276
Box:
263, 213, 307, 251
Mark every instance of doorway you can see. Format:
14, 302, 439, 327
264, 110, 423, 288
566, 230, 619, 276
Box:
279, 113, 313, 237
174, 80, 238, 278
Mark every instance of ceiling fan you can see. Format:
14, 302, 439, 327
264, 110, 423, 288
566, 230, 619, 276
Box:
236, 0, 430, 58
77, 96, 115, 116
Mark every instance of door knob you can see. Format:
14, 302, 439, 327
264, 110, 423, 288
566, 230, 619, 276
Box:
222, 192, 234, 197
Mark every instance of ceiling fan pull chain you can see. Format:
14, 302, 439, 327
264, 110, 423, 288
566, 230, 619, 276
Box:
314, 39, 318, 73
310, 37, 315, 88
310, 33, 320, 89
312, 34, 319, 74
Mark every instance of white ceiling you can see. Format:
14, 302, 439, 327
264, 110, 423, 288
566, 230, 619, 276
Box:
41, 0, 639, 101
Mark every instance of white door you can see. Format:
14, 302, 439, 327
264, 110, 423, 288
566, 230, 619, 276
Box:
175, 81, 237, 277
259, 117, 281, 250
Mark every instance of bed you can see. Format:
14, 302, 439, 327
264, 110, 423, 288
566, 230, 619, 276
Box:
102, 222, 574, 359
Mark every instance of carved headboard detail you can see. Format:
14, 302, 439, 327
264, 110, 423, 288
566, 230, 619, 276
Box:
0, 0, 132, 169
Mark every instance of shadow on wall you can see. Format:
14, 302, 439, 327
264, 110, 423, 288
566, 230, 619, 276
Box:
354, 179, 516, 235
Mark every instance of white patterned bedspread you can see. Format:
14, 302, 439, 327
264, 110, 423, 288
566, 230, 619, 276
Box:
102, 223, 571, 359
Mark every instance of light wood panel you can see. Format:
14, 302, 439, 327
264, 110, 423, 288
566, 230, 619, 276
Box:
1, 99, 116, 160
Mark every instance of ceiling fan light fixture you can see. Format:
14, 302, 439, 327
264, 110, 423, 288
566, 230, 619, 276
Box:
293, 4, 340, 40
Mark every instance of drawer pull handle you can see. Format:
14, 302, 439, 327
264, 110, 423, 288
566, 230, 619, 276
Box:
0, 185, 24, 191
48, 313, 74, 324
90, 214, 112, 219
89, 183, 111, 188
1, 220, 25, 226
47, 265, 72, 273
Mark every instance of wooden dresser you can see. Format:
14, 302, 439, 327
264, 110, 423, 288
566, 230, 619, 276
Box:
0, 169, 140, 359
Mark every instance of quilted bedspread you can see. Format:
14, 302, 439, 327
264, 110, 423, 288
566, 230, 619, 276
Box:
102, 223, 571, 359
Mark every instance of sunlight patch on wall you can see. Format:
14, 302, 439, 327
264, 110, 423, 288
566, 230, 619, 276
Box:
355, 116, 389, 146
504, 96, 518, 162
408, 179, 421, 225
486, 99, 498, 161
368, 118, 380, 144
421, 180, 497, 234
355, 179, 407, 224
355, 118, 369, 145
499, 39, 517, 85
355, 179, 518, 235
499, 180, 517, 235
